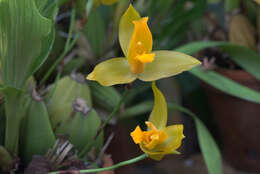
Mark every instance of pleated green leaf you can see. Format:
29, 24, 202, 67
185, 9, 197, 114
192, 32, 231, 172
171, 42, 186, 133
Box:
57, 109, 102, 154
20, 98, 55, 163
88, 81, 121, 111
47, 76, 92, 129
0, 0, 57, 88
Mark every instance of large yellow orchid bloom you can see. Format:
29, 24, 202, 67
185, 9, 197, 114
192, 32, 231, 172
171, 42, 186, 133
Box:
255, 0, 260, 4
87, 5, 201, 86
130, 82, 184, 160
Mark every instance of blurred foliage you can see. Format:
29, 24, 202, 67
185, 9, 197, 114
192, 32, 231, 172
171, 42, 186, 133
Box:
1, 0, 260, 173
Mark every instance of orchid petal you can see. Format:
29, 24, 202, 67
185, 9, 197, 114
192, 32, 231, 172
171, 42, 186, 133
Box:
127, 17, 153, 74
119, 4, 140, 57
148, 82, 167, 130
87, 58, 136, 86
139, 51, 201, 81
157, 124, 184, 152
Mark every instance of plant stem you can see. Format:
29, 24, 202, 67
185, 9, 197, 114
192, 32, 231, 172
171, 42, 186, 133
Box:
40, 7, 78, 86
48, 154, 147, 174
79, 89, 129, 158
4, 89, 26, 156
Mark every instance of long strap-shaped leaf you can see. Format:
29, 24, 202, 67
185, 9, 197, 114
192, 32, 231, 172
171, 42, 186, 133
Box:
175, 41, 260, 104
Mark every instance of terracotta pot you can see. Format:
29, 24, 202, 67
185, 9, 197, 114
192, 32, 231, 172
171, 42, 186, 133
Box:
202, 68, 260, 172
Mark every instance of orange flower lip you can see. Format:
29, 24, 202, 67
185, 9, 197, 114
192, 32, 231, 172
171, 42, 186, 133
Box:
130, 122, 168, 150
127, 17, 154, 74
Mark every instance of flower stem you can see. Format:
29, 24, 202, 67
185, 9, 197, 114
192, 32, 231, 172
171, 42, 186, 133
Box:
79, 89, 129, 158
48, 154, 147, 174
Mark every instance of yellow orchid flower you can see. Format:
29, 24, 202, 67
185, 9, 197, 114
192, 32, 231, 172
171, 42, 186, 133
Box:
87, 5, 201, 86
94, 0, 118, 6
130, 82, 185, 160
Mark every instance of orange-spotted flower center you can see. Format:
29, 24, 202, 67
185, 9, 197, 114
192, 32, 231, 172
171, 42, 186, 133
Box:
128, 17, 155, 74
130, 122, 167, 150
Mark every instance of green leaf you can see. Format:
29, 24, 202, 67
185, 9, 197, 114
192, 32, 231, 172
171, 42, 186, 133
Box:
86, 0, 94, 17
119, 101, 153, 118
156, 0, 206, 48
2, 87, 28, 155
35, 0, 58, 19
84, 9, 106, 56
167, 103, 222, 174
0, 104, 5, 146
0, 0, 56, 88
176, 41, 260, 81
20, 98, 55, 163
175, 41, 224, 55
56, 110, 102, 155
175, 41, 260, 104
0, 146, 13, 172
47, 76, 92, 129
190, 67, 260, 103
88, 81, 121, 111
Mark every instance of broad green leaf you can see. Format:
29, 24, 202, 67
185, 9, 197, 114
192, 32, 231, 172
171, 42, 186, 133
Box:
84, 9, 106, 56
56, 110, 101, 154
0, 0, 55, 88
20, 98, 55, 163
88, 81, 121, 111
175, 41, 260, 104
47, 76, 92, 129
35, 0, 58, 19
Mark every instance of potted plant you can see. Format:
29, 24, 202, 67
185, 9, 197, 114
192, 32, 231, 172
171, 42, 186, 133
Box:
176, 0, 260, 172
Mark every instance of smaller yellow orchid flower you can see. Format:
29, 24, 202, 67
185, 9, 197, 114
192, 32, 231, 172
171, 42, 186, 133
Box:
87, 4, 201, 86
130, 82, 185, 160
94, 0, 118, 6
